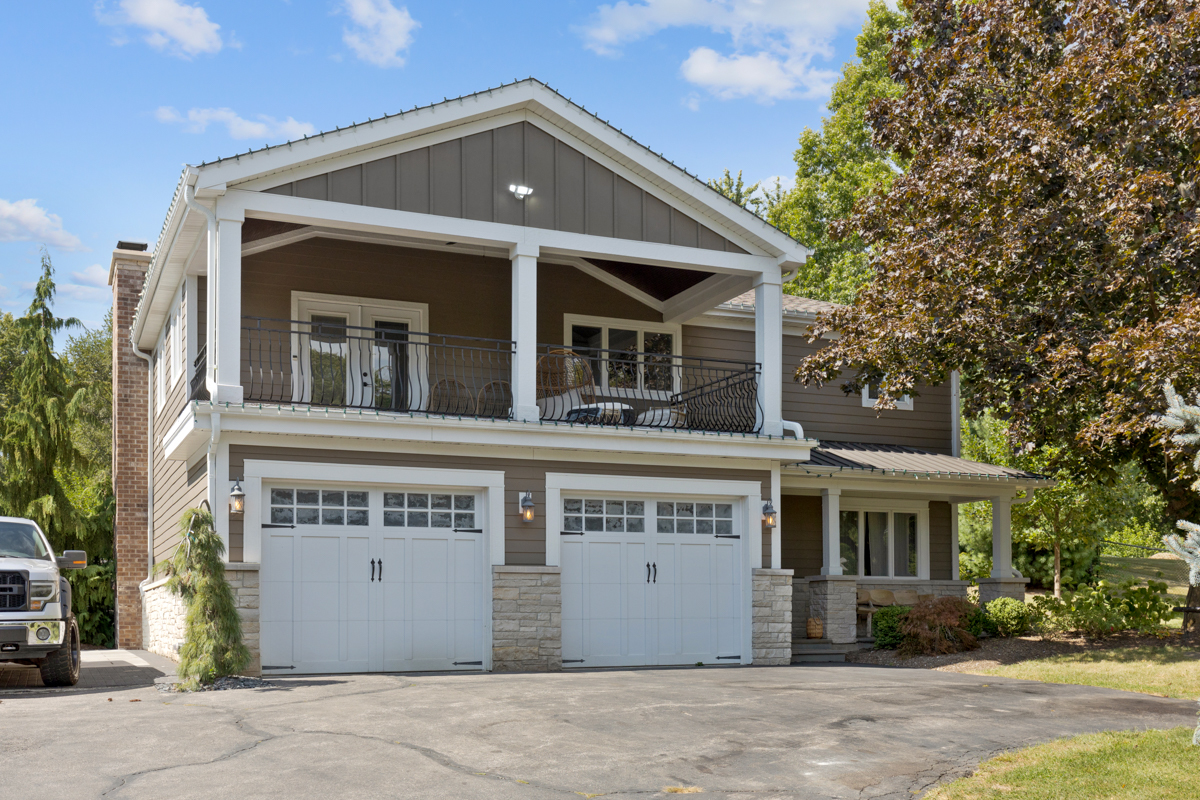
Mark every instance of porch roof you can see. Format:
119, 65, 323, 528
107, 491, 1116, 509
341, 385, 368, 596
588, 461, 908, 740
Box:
718, 290, 840, 319
785, 441, 1052, 484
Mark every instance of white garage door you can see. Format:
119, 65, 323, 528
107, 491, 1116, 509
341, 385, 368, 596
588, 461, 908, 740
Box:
561, 497, 743, 668
260, 486, 487, 675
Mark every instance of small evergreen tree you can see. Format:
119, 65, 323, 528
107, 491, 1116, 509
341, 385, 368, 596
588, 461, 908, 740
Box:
166, 508, 251, 687
1160, 383, 1200, 638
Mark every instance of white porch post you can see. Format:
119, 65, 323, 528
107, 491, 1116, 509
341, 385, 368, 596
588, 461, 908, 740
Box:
510, 243, 539, 422
990, 496, 1013, 578
213, 207, 244, 404
753, 274, 783, 438
820, 487, 842, 575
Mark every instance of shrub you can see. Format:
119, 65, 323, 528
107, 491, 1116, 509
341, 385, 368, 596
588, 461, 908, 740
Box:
872, 605, 911, 650
67, 561, 116, 648
165, 508, 251, 688
1027, 578, 1175, 637
1013, 540, 1099, 591
898, 597, 980, 656
984, 597, 1030, 637
964, 603, 988, 637
1114, 578, 1175, 633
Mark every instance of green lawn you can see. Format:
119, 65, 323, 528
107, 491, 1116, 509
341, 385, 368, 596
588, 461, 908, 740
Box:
961, 645, 1200, 699
1098, 555, 1190, 600
925, 727, 1199, 800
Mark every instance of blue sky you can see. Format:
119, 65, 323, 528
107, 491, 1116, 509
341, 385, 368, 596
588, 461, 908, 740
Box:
0, 0, 872, 330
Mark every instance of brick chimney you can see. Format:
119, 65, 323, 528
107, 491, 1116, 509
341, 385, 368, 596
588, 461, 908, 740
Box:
109, 243, 152, 650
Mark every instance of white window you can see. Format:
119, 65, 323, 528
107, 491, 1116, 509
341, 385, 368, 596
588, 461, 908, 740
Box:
862, 382, 914, 411
560, 497, 735, 536
564, 314, 680, 394
838, 502, 929, 579
383, 492, 475, 529
269, 488, 370, 526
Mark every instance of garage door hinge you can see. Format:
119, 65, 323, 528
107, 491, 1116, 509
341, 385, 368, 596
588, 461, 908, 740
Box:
453, 661, 483, 666
714, 534, 740, 539
262, 665, 295, 670
560, 531, 584, 536
453, 529, 483, 533
562, 659, 585, 663
715, 655, 741, 660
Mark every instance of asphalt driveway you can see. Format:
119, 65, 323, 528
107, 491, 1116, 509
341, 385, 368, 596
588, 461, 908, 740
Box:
0, 664, 1193, 799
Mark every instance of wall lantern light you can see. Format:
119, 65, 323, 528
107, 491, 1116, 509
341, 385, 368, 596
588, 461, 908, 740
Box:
762, 501, 777, 529
520, 491, 536, 522
509, 184, 533, 199
229, 480, 246, 516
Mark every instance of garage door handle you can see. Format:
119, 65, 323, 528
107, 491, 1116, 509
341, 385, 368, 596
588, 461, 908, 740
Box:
646, 562, 650, 583
653, 562, 656, 583
370, 558, 375, 581
378, 559, 383, 580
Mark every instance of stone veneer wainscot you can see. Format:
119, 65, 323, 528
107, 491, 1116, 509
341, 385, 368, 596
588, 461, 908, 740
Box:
491, 566, 562, 672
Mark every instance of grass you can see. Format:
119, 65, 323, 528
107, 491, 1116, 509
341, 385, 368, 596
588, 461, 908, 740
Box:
961, 645, 1200, 699
925, 727, 1199, 800
1098, 555, 1190, 600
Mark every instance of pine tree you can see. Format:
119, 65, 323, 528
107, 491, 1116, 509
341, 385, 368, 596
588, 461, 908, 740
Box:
166, 508, 251, 687
1160, 383, 1200, 642
0, 252, 94, 554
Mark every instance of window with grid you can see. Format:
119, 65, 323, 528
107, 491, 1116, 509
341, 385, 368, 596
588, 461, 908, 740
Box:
562, 499, 646, 533
270, 489, 369, 526
383, 493, 475, 528
656, 501, 734, 535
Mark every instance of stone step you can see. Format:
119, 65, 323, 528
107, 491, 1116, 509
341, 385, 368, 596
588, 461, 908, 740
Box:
791, 651, 846, 663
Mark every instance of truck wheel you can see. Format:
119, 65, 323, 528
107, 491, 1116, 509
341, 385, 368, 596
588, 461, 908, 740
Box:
38, 617, 80, 687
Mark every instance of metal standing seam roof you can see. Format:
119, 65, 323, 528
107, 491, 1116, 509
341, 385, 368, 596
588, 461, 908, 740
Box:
787, 441, 1052, 483
717, 290, 841, 318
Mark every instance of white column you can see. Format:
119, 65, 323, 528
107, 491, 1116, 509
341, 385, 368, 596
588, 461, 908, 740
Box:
990, 496, 1012, 578
510, 243, 539, 422
770, 462, 782, 569
184, 274, 199, 388
950, 502, 961, 580
753, 274, 783, 437
214, 208, 244, 404
820, 487, 842, 575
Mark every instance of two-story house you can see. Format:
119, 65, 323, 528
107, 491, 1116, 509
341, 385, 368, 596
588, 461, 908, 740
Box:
111, 80, 1045, 676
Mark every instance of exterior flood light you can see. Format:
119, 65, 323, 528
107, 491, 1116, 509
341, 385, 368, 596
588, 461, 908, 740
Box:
229, 480, 246, 516
762, 501, 778, 529
509, 184, 533, 199
520, 491, 535, 522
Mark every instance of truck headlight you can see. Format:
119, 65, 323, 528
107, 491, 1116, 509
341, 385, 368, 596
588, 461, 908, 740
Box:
29, 580, 57, 611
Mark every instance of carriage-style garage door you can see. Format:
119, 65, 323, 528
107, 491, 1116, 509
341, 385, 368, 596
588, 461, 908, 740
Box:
561, 497, 743, 668
260, 486, 487, 675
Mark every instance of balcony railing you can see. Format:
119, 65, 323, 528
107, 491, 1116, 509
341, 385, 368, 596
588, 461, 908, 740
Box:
241, 317, 515, 418
189, 344, 209, 402
535, 346, 761, 433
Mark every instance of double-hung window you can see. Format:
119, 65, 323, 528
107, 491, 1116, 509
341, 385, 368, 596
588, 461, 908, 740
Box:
838, 502, 928, 579
861, 382, 914, 411
565, 315, 679, 395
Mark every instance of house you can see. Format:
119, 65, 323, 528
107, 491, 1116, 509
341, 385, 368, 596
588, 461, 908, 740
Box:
110, 79, 1047, 675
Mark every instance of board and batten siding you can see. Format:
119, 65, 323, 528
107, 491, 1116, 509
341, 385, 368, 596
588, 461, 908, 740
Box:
682, 324, 955, 454
240, 237, 660, 349
779, 496, 955, 581
262, 121, 747, 255
226, 445, 772, 567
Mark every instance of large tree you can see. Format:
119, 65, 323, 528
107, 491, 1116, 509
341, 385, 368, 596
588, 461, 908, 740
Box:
796, 0, 1200, 519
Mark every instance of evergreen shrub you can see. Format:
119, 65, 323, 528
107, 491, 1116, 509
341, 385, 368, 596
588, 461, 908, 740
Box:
984, 597, 1030, 637
872, 605, 911, 649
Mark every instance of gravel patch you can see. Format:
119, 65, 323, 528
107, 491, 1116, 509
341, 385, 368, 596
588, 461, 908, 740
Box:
156, 676, 275, 693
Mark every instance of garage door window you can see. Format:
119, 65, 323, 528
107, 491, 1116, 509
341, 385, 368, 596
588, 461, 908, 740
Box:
270, 488, 369, 526
563, 499, 645, 533
383, 492, 475, 528
656, 502, 733, 535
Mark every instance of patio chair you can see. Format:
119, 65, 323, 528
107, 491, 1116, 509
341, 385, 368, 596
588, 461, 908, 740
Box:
475, 380, 512, 418
428, 378, 475, 416
893, 588, 920, 606
536, 349, 596, 420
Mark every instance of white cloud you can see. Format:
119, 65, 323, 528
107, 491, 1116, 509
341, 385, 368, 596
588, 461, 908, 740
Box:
578, 0, 866, 102
71, 264, 110, 288
102, 0, 224, 58
0, 199, 85, 251
57, 283, 108, 303
156, 106, 317, 141
340, 0, 420, 68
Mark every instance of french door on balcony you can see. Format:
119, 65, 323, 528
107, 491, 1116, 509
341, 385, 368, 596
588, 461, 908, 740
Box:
291, 294, 427, 411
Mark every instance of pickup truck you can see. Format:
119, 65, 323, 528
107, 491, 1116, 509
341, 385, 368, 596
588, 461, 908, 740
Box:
0, 517, 86, 686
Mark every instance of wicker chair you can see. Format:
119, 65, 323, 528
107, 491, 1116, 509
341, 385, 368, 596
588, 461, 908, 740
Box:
535, 349, 597, 419
475, 380, 512, 419
428, 378, 475, 416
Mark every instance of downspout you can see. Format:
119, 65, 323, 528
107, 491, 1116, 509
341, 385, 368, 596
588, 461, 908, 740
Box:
182, 173, 218, 398
781, 419, 805, 440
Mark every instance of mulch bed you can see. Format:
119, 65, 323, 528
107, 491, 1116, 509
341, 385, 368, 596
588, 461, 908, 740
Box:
845, 630, 1200, 672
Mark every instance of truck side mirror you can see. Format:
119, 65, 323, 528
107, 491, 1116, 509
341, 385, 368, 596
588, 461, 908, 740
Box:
56, 551, 87, 570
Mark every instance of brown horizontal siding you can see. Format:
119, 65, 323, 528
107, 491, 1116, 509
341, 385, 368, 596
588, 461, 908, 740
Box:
262, 121, 746, 254
152, 376, 207, 564
227, 445, 771, 566
780, 495, 822, 578
240, 237, 660, 348
683, 324, 954, 453
929, 501, 953, 580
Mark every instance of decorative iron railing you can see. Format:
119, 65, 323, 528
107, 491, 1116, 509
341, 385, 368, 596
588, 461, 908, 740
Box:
535, 345, 761, 433
240, 317, 515, 418
189, 344, 209, 401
